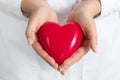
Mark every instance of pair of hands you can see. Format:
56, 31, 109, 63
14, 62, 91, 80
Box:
22, 0, 101, 75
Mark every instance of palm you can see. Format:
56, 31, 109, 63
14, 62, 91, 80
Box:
26, 5, 58, 69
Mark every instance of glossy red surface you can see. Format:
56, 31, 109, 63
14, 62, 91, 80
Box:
37, 22, 83, 64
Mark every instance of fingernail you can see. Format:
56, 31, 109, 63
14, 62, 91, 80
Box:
55, 63, 58, 70
59, 67, 64, 72
28, 37, 33, 45
61, 72, 65, 75
94, 45, 97, 53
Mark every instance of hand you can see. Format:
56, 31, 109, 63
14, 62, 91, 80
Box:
58, 0, 101, 75
22, 0, 58, 69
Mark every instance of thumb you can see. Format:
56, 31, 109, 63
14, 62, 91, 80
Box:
26, 23, 38, 45
85, 20, 98, 53
25, 8, 47, 45
25, 15, 45, 45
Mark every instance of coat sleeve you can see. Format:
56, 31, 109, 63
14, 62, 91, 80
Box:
0, 0, 26, 20
100, 0, 120, 16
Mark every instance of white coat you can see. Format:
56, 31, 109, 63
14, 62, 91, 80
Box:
0, 0, 120, 80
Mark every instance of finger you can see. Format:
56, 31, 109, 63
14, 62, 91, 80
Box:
59, 44, 90, 72
32, 37, 58, 69
26, 8, 49, 45
84, 20, 98, 53
26, 16, 45, 45
61, 69, 67, 75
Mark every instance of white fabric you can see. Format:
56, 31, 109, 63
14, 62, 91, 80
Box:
0, 0, 120, 80
47, 0, 79, 24
100, 0, 120, 16
0, 0, 25, 20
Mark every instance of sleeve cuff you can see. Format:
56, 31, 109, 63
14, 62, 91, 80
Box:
100, 0, 120, 16
0, 0, 26, 20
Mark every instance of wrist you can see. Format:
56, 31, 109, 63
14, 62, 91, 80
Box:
90, 0, 101, 18
80, 0, 101, 18
21, 0, 47, 14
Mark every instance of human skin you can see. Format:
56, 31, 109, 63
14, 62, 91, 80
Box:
21, 0, 101, 74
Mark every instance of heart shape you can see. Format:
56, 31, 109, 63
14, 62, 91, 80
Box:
37, 22, 83, 64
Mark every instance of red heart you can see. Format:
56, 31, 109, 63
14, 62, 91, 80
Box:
37, 22, 83, 64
